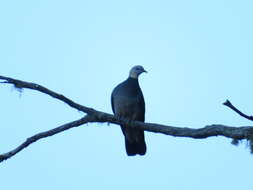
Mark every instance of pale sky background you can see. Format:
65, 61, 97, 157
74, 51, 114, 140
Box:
1, 0, 253, 189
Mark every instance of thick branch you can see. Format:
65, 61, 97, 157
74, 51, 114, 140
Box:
223, 100, 253, 121
1, 75, 253, 162
93, 112, 253, 139
1, 112, 253, 163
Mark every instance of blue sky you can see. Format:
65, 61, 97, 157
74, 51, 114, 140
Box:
1, 0, 253, 189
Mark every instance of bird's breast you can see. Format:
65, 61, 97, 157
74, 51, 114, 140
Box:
113, 95, 142, 120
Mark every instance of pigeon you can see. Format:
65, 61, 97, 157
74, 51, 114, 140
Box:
111, 65, 147, 156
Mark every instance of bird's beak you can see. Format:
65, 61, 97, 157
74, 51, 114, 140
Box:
143, 69, 148, 73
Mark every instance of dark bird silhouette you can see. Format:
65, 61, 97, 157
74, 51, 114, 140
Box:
111, 65, 147, 156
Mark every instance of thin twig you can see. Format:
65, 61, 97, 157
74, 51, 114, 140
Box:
223, 100, 253, 121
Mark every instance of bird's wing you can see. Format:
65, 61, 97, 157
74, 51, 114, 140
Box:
111, 91, 116, 114
135, 89, 145, 121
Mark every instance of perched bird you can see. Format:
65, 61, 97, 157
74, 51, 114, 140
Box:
111, 65, 147, 156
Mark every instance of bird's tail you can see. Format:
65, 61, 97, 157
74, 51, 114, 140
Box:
125, 138, 146, 156
120, 126, 146, 156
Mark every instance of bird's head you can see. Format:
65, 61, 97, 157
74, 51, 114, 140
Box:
129, 65, 147, 79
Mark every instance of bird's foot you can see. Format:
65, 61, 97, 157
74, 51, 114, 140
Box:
114, 115, 133, 126
115, 115, 125, 124
125, 118, 134, 127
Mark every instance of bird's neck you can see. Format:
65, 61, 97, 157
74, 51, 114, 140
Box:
126, 77, 139, 86
129, 73, 139, 79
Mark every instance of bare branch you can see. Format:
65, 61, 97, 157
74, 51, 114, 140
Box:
0, 115, 95, 162
223, 100, 253, 121
1, 75, 253, 162
88, 111, 252, 139
0, 75, 95, 114
1, 112, 253, 163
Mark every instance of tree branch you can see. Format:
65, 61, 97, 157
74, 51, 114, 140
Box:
223, 100, 253, 121
0, 115, 96, 162
1, 75, 253, 162
0, 75, 95, 114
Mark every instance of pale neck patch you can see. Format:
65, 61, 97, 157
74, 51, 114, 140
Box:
129, 72, 138, 79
